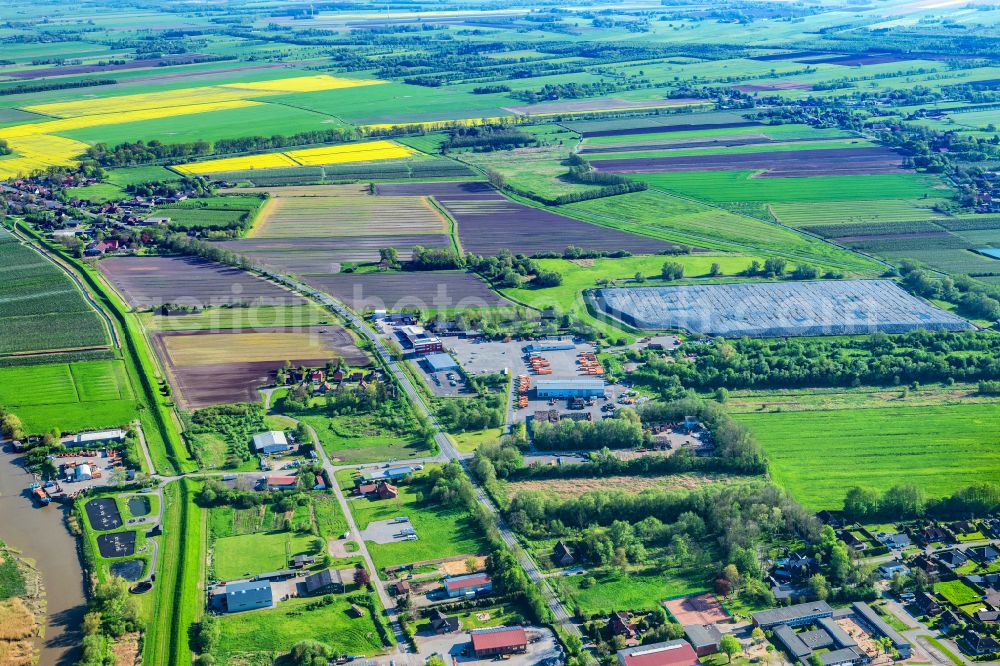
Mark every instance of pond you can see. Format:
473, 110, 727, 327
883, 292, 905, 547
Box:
127, 495, 151, 517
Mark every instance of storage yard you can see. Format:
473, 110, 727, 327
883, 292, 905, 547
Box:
597, 280, 974, 336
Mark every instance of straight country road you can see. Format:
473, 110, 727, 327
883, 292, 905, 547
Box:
269, 272, 582, 638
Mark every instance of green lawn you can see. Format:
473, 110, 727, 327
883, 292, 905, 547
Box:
735, 403, 1000, 510
213, 531, 318, 581
553, 567, 710, 615
337, 468, 488, 571
301, 412, 432, 465
934, 580, 981, 607
216, 594, 388, 662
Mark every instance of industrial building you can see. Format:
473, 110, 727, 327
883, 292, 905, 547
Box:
252, 431, 290, 454
534, 379, 605, 399
442, 573, 492, 598
224, 580, 273, 612
72, 429, 126, 447
399, 325, 443, 354
617, 640, 699, 666
423, 352, 459, 373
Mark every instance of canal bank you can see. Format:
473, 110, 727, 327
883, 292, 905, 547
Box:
0, 444, 86, 666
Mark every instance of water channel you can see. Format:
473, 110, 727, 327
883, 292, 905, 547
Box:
0, 445, 85, 666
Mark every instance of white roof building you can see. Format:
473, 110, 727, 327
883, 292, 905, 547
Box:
252, 431, 289, 453
73, 429, 126, 446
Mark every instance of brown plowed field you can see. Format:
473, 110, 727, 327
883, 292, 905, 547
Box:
301, 271, 512, 311
151, 327, 369, 408
99, 256, 305, 309
591, 146, 904, 177
376, 181, 676, 256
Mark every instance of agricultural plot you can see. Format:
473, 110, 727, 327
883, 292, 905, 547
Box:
591, 146, 905, 177
151, 326, 369, 408
301, 271, 512, 311
562, 111, 763, 138
154, 196, 263, 232
0, 361, 137, 435
774, 199, 950, 228
376, 181, 676, 256
98, 256, 305, 310
172, 140, 417, 175
0, 230, 109, 355
501, 96, 706, 115
210, 158, 475, 186
581, 124, 855, 150
735, 403, 1000, 510
596, 280, 973, 336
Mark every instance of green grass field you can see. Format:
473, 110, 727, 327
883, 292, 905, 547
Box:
216, 594, 388, 662
337, 468, 488, 571
735, 403, 1000, 510
213, 531, 318, 580
635, 170, 945, 203
559, 190, 879, 271
934, 580, 980, 607
300, 412, 432, 465
553, 567, 710, 615
0, 360, 138, 434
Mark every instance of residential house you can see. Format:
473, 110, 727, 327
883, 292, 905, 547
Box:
442, 573, 492, 598
428, 608, 459, 634
967, 545, 999, 565
878, 560, 909, 579
553, 541, 575, 566
263, 475, 297, 491
911, 554, 940, 577
376, 481, 398, 500
609, 611, 638, 640
839, 531, 867, 551
883, 533, 911, 549
290, 554, 315, 569
962, 631, 1000, 656
949, 520, 977, 536
304, 568, 355, 595
974, 610, 999, 624
916, 525, 952, 545
937, 549, 969, 569
914, 591, 941, 616
938, 609, 963, 630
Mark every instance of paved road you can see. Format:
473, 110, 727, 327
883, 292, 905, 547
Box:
268, 273, 582, 638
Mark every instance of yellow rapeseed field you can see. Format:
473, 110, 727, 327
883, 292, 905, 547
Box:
220, 74, 383, 93
172, 152, 300, 175
173, 140, 416, 174
285, 140, 415, 166
25, 74, 384, 118
0, 135, 90, 179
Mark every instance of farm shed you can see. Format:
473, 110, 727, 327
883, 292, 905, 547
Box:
304, 568, 355, 595
470, 627, 528, 658
535, 379, 605, 398
72, 429, 126, 447
442, 573, 492, 598
264, 475, 297, 491
616, 640, 698, 666
225, 580, 273, 612
252, 431, 290, 454
423, 353, 459, 373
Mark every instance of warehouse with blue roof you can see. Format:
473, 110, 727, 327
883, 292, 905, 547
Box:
535, 379, 605, 398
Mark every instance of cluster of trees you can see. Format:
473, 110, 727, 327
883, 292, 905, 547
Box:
189, 402, 267, 463
466, 249, 562, 288
632, 330, 1000, 391
439, 396, 504, 432
0, 405, 24, 441
0, 138, 9, 156
843, 482, 1000, 521
899, 263, 1000, 321
441, 126, 537, 153
80, 579, 143, 666
532, 410, 645, 451
509, 81, 647, 104
84, 128, 355, 167
0, 77, 115, 97
485, 165, 646, 206
408, 245, 464, 270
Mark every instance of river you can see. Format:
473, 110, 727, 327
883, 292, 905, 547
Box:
0, 445, 85, 666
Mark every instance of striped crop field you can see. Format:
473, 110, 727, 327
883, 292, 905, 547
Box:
251, 193, 447, 238
771, 199, 952, 227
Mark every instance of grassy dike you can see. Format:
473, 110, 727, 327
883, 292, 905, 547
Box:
145, 479, 204, 666
15, 221, 195, 475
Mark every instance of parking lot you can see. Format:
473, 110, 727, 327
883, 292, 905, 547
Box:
413, 359, 471, 398
361, 516, 418, 545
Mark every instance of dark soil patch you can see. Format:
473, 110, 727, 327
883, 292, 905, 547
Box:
86, 498, 122, 532
301, 271, 513, 311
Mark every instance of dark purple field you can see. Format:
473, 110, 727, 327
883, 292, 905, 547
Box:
591, 147, 904, 177
301, 271, 513, 311
376, 181, 676, 256
581, 136, 776, 154
99, 256, 305, 309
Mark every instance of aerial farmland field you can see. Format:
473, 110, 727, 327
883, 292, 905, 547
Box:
735, 403, 1000, 511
